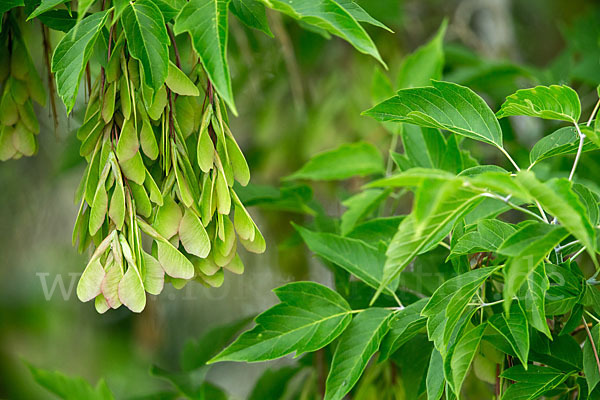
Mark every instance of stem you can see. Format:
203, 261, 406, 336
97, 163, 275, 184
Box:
166, 24, 181, 69
555, 240, 580, 252
583, 316, 600, 380
385, 133, 399, 177
479, 193, 546, 222
41, 24, 58, 135
498, 146, 520, 171
586, 310, 600, 324
568, 123, 585, 181
587, 99, 600, 127
569, 246, 586, 261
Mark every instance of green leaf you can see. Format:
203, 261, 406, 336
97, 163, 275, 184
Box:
209, 282, 352, 363
516, 171, 596, 254
426, 349, 445, 400
248, 366, 301, 400
497, 85, 581, 123
0, 0, 24, 16
334, 0, 392, 33
584, 324, 600, 394
379, 298, 428, 360
340, 189, 387, 235
230, 0, 272, 36
174, 0, 236, 113
150, 366, 227, 400
395, 125, 463, 173
122, 0, 169, 92
260, 0, 385, 66
397, 20, 446, 88
521, 264, 551, 338
498, 222, 569, 310
377, 176, 483, 301
324, 308, 393, 400
500, 365, 571, 400
364, 80, 503, 148
489, 302, 529, 366
27, 0, 69, 20
451, 219, 516, 256
27, 363, 115, 400
422, 266, 498, 353
51, 11, 109, 113
181, 316, 253, 371
295, 225, 398, 297
445, 323, 486, 395
286, 142, 384, 181
529, 126, 598, 166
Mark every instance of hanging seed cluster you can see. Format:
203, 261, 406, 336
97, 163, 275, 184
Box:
0, 31, 46, 161
73, 35, 264, 313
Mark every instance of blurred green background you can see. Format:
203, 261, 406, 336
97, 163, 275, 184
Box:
2, 0, 600, 398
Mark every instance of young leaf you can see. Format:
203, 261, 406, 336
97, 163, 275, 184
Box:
324, 308, 393, 400
174, 0, 236, 113
122, 0, 169, 92
286, 142, 384, 181
230, 0, 273, 37
489, 302, 529, 366
51, 11, 109, 113
295, 225, 398, 296
364, 80, 503, 148
209, 282, 353, 363
261, 0, 385, 67
397, 19, 446, 88
497, 85, 581, 123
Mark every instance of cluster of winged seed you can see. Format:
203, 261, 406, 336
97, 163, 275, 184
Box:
73, 45, 264, 313
0, 36, 46, 161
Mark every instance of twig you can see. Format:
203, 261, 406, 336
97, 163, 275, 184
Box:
166, 24, 181, 69
583, 316, 600, 380
568, 123, 585, 181
41, 24, 58, 136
